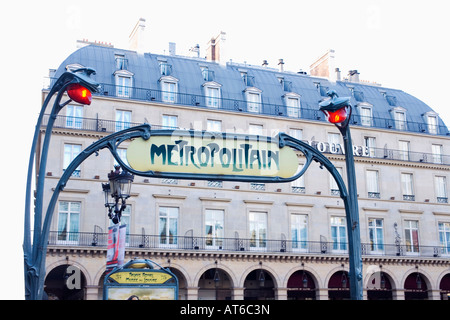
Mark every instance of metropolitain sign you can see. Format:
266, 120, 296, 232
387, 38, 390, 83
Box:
125, 130, 300, 182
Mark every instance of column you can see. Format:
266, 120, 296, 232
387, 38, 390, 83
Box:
429, 289, 442, 300
392, 289, 405, 300
232, 287, 245, 300
316, 288, 329, 300
85, 285, 100, 300
186, 287, 199, 300
276, 287, 288, 300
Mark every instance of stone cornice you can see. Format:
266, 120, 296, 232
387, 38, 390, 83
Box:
47, 246, 450, 266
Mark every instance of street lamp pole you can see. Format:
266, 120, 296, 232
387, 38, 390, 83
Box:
319, 90, 363, 300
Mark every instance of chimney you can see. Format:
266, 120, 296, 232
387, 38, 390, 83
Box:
129, 18, 147, 53
348, 70, 360, 83
310, 49, 337, 82
278, 59, 285, 72
335, 68, 341, 81
169, 42, 176, 56
206, 31, 227, 64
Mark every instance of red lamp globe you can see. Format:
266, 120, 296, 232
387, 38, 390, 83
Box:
67, 83, 92, 105
324, 107, 348, 124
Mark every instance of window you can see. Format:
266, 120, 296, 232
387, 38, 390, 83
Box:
368, 218, 384, 252
159, 62, 172, 76
114, 148, 129, 167
162, 115, 177, 129
284, 93, 301, 118
401, 173, 415, 201
360, 106, 372, 126
57, 201, 80, 243
114, 70, 133, 98
438, 222, 450, 255
404, 220, 419, 254
291, 214, 308, 251
427, 115, 438, 134
249, 124, 263, 136
367, 170, 380, 199
115, 110, 131, 132
205, 209, 224, 248
291, 175, 305, 193
330, 167, 343, 196
330, 217, 347, 252
115, 54, 127, 70
290, 129, 303, 141
328, 132, 342, 154
432, 144, 443, 164
207, 119, 222, 132
65, 105, 83, 129
435, 176, 448, 203
201, 68, 214, 81
159, 207, 179, 246
399, 140, 410, 161
63, 144, 81, 177
328, 132, 340, 144
160, 76, 179, 103
393, 110, 407, 130
249, 211, 267, 250
204, 84, 221, 108
244, 88, 262, 113
364, 136, 376, 157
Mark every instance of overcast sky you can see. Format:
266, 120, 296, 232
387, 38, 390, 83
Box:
1, 0, 449, 299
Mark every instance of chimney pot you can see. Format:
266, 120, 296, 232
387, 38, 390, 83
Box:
278, 59, 284, 72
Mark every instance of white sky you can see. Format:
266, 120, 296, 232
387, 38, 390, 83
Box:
1, 0, 449, 299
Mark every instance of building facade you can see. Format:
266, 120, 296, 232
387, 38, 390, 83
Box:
40, 35, 450, 300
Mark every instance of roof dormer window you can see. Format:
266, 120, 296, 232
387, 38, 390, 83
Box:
390, 106, 407, 130
283, 92, 301, 118
114, 70, 134, 98
160, 62, 172, 76
423, 111, 439, 134
244, 87, 262, 113
115, 54, 128, 70
358, 103, 373, 126
203, 81, 222, 108
159, 75, 179, 103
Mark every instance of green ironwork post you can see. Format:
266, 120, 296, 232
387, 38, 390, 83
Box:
23, 68, 99, 300
320, 90, 363, 300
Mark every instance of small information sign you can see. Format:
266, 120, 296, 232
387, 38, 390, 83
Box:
104, 258, 178, 300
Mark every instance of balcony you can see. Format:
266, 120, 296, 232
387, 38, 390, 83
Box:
41, 114, 450, 167
43, 79, 449, 136
47, 231, 449, 258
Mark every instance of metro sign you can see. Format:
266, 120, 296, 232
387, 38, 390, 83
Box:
125, 130, 300, 182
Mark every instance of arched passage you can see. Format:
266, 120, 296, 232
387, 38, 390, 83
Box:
167, 267, 188, 300
439, 273, 450, 300
244, 269, 275, 300
44, 264, 87, 300
366, 271, 394, 300
287, 270, 317, 300
198, 268, 233, 300
328, 270, 350, 300
404, 272, 429, 300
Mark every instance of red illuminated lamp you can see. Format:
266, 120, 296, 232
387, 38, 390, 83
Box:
67, 83, 92, 105
323, 107, 348, 124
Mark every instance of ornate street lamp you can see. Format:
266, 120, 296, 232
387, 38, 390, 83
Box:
319, 90, 363, 300
103, 165, 134, 224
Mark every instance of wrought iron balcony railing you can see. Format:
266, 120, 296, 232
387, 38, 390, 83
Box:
41, 114, 450, 167
44, 79, 449, 136
47, 231, 450, 258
